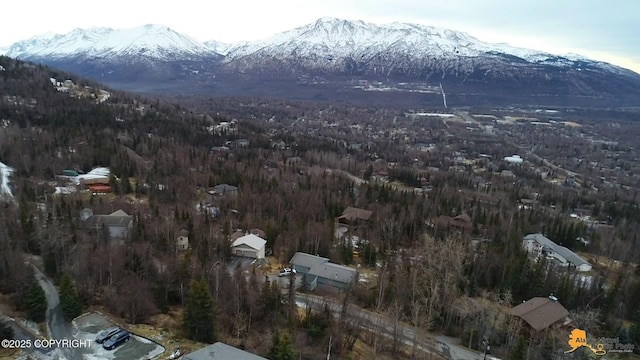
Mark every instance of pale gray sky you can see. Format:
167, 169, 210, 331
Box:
2, 0, 638, 72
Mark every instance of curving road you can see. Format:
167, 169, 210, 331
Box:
0, 314, 56, 357
32, 265, 87, 360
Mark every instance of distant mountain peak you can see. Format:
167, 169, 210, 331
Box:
2, 24, 214, 60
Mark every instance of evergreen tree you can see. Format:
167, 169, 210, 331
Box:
183, 278, 216, 343
25, 280, 47, 323
511, 336, 527, 360
267, 331, 296, 360
0, 321, 13, 341
59, 273, 82, 322
258, 276, 280, 317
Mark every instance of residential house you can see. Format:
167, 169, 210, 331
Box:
501, 170, 516, 178
290, 252, 330, 274
209, 146, 230, 157
176, 229, 189, 252
231, 234, 266, 259
80, 209, 133, 239
249, 228, 266, 239
79, 208, 93, 221
230, 228, 266, 242
88, 184, 112, 194
235, 139, 250, 147
511, 296, 571, 331
523, 233, 592, 272
271, 140, 287, 150
285, 156, 302, 166
337, 206, 373, 226
79, 176, 110, 186
290, 252, 357, 291
435, 213, 473, 234
211, 184, 238, 197
62, 169, 79, 177
229, 230, 245, 242
184, 342, 267, 360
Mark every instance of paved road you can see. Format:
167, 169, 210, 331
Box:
33, 265, 87, 360
0, 315, 55, 356
297, 294, 498, 360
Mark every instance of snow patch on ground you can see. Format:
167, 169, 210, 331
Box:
84, 353, 116, 360
138, 336, 165, 359
135, 335, 153, 344
412, 113, 457, 117
55, 186, 77, 195
73, 312, 166, 360
75, 167, 110, 185
0, 161, 15, 199
19, 319, 42, 336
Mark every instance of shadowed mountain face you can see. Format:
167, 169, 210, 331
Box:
5, 18, 640, 107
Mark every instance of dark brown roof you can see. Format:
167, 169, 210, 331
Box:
435, 214, 472, 231
511, 297, 569, 331
249, 228, 266, 238
178, 229, 189, 237
338, 206, 373, 222
229, 230, 244, 242
453, 214, 471, 223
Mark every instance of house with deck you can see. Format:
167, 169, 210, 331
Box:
523, 233, 592, 272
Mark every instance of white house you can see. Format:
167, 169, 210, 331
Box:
231, 234, 266, 259
504, 155, 524, 164
176, 229, 189, 252
523, 233, 592, 272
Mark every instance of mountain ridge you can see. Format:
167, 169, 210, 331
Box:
3, 17, 640, 107
3, 17, 633, 73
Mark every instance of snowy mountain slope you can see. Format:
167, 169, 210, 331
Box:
3, 24, 214, 60
3, 17, 639, 106
2, 17, 630, 72
220, 17, 632, 75
223, 17, 550, 61
0, 161, 14, 201
204, 40, 231, 55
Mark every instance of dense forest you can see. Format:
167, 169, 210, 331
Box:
0, 56, 639, 359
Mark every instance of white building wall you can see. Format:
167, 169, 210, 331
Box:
577, 263, 592, 272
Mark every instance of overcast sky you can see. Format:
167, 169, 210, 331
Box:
2, 0, 638, 73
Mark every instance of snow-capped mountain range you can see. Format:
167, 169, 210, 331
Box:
2, 24, 211, 59
224, 17, 555, 63
3, 17, 640, 106
1, 17, 620, 69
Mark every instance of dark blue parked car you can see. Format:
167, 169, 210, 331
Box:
102, 329, 130, 350
95, 326, 122, 344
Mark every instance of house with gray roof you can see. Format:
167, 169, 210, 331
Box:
184, 342, 267, 360
289, 252, 357, 291
523, 233, 592, 272
79, 209, 133, 239
290, 252, 329, 274
211, 184, 238, 197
